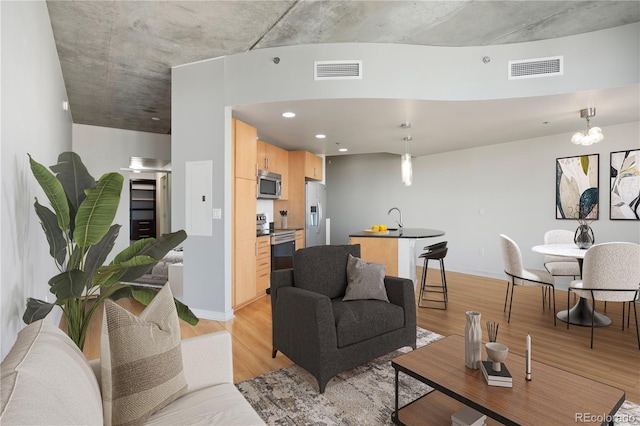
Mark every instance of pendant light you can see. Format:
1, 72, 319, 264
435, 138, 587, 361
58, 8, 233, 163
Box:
571, 108, 604, 146
401, 123, 413, 186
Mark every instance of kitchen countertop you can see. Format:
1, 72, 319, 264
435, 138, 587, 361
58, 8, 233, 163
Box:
349, 228, 445, 238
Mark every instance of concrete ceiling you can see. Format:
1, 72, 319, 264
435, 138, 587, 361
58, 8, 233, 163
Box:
47, 1, 640, 156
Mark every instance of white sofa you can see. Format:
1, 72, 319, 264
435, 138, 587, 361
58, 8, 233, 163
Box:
0, 320, 265, 425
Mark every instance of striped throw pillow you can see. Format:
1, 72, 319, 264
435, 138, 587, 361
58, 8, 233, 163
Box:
101, 285, 187, 426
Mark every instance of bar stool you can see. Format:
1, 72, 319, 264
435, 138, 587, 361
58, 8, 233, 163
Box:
418, 241, 448, 309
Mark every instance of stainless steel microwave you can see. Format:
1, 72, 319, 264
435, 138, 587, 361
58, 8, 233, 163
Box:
257, 170, 282, 199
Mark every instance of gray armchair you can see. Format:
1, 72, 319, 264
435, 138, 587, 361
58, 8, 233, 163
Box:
271, 244, 416, 393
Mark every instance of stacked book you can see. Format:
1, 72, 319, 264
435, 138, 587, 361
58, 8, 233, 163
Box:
481, 361, 513, 387
451, 405, 487, 426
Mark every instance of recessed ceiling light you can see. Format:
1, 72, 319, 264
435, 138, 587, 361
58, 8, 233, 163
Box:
282, 112, 296, 118
152, 117, 160, 121
315, 134, 326, 139
339, 148, 348, 152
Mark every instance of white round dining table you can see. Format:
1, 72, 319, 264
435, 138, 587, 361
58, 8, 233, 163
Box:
531, 244, 611, 327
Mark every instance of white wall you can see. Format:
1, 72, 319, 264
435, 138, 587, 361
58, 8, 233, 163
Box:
172, 24, 639, 320
172, 59, 232, 320
72, 124, 171, 258
327, 122, 640, 281
1, 1, 72, 358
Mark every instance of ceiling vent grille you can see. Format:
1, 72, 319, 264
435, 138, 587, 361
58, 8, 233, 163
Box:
508, 56, 563, 80
314, 60, 362, 80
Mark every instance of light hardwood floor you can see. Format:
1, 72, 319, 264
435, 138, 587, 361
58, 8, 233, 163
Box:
81, 269, 640, 403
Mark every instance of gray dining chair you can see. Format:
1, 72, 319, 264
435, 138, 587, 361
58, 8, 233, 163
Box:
499, 234, 557, 325
568, 242, 640, 349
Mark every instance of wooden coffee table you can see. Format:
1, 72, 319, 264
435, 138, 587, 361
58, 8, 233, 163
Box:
391, 335, 625, 425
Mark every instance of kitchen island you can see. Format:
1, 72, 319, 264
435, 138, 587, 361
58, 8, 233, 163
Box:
349, 228, 445, 285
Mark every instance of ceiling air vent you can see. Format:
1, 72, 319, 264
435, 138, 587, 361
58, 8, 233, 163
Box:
508, 56, 563, 80
314, 60, 362, 80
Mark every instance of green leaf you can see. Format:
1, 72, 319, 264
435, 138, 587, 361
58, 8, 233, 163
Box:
117, 231, 187, 282
93, 255, 157, 288
84, 225, 120, 289
23, 298, 55, 324
174, 298, 199, 326
135, 230, 187, 260
50, 152, 95, 236
580, 156, 589, 175
29, 154, 69, 232
50, 152, 95, 212
108, 286, 133, 301
113, 237, 154, 265
34, 198, 67, 266
131, 288, 199, 326
49, 269, 87, 302
74, 172, 123, 248
91, 267, 123, 289
68, 245, 82, 271
131, 287, 159, 305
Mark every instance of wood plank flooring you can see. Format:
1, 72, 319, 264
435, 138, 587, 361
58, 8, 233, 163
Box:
81, 269, 640, 403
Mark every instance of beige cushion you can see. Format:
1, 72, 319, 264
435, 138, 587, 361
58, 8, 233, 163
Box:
145, 383, 265, 425
101, 284, 187, 426
343, 254, 389, 302
0, 320, 103, 425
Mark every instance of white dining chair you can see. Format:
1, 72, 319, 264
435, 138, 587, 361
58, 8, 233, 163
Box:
543, 230, 581, 278
568, 242, 640, 349
499, 234, 557, 325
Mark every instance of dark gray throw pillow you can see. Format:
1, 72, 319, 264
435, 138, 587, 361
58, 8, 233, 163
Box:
343, 254, 389, 302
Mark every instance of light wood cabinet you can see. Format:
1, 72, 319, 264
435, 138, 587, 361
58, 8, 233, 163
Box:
234, 119, 258, 180
275, 145, 289, 200
257, 140, 278, 172
256, 236, 271, 294
233, 118, 259, 308
304, 151, 323, 181
295, 230, 305, 250
233, 177, 257, 308
274, 150, 322, 229
349, 236, 399, 276
234, 238, 257, 306
256, 140, 269, 171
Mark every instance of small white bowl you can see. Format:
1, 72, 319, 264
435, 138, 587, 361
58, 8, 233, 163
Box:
485, 342, 509, 372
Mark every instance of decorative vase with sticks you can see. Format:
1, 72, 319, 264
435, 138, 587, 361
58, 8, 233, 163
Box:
486, 321, 499, 343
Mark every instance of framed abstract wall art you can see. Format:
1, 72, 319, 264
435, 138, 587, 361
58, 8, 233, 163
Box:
610, 149, 639, 220
556, 154, 599, 220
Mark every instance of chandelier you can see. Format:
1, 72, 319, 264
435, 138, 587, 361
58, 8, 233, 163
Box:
571, 108, 604, 146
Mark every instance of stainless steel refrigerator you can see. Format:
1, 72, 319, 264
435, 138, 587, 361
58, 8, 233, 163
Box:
305, 181, 326, 247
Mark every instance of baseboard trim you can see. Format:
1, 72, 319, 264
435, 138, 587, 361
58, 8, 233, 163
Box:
191, 308, 235, 322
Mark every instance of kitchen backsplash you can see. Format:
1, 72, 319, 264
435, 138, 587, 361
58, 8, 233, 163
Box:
256, 199, 274, 224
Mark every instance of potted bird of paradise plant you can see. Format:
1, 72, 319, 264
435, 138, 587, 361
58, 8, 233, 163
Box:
23, 151, 198, 350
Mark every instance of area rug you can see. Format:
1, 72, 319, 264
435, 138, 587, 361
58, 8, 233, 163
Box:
237, 328, 640, 425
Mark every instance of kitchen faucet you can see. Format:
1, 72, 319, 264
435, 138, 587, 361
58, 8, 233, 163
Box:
387, 207, 403, 228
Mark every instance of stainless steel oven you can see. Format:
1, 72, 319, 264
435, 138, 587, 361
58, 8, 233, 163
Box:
271, 230, 296, 271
